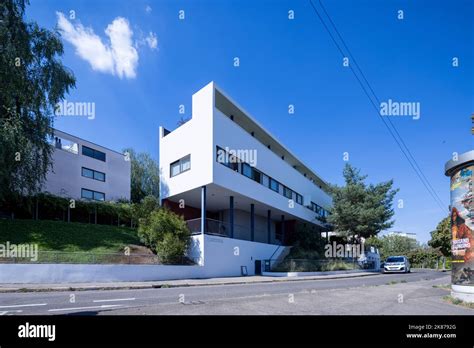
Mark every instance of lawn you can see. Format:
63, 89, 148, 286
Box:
0, 219, 141, 254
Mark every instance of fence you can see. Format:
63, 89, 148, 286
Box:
186, 218, 281, 244
0, 250, 195, 265
266, 258, 376, 273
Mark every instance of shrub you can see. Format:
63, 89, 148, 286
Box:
138, 208, 191, 264
132, 195, 159, 223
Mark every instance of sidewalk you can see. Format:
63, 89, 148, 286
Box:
0, 270, 379, 293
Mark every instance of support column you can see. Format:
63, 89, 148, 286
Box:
281, 215, 285, 245
201, 186, 206, 234
250, 203, 255, 241
229, 196, 234, 238
267, 210, 271, 244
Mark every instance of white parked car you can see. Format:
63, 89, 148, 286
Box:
382, 256, 411, 273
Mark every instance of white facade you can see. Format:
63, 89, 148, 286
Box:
43, 129, 131, 201
159, 82, 332, 246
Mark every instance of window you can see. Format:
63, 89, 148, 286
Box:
82, 146, 106, 162
82, 167, 105, 182
283, 186, 293, 199
170, 155, 191, 177
296, 193, 303, 205
94, 171, 105, 182
170, 161, 181, 177
51, 136, 78, 154
216, 147, 239, 171
82, 167, 94, 179
216, 146, 305, 205
242, 163, 261, 183
251, 168, 262, 183
269, 178, 279, 192
81, 188, 105, 201
94, 191, 105, 201
242, 163, 252, 178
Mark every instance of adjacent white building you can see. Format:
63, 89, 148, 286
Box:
387, 231, 417, 241
43, 129, 131, 201
159, 82, 332, 249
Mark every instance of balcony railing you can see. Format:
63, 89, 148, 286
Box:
186, 218, 281, 244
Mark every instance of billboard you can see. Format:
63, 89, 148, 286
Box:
450, 165, 474, 285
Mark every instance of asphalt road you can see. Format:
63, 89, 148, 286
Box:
0, 270, 471, 315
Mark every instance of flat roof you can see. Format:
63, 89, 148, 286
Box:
213, 82, 331, 193
53, 129, 125, 156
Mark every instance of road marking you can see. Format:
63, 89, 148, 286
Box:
0, 303, 47, 309
0, 310, 23, 315
48, 304, 123, 312
93, 298, 136, 303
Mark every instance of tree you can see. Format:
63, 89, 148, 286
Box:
0, 0, 76, 202
138, 208, 191, 264
428, 216, 451, 257
367, 234, 418, 260
327, 164, 398, 242
123, 148, 159, 203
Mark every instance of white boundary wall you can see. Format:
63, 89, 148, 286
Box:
0, 235, 287, 283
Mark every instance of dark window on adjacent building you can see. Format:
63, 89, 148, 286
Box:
82, 167, 105, 182
82, 145, 106, 162
170, 155, 191, 177
283, 186, 293, 199
81, 188, 105, 201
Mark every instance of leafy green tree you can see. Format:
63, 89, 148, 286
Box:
328, 164, 398, 242
286, 223, 327, 259
123, 148, 159, 203
138, 208, 191, 264
367, 234, 418, 260
407, 247, 442, 268
428, 216, 451, 257
0, 0, 75, 202
131, 195, 159, 225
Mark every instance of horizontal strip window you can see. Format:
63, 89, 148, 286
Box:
82, 145, 106, 162
311, 201, 330, 219
216, 147, 239, 172
170, 154, 191, 177
216, 146, 304, 206
81, 188, 105, 201
82, 167, 105, 182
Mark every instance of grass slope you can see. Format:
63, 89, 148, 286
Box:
0, 219, 141, 253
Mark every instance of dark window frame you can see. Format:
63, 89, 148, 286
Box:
81, 167, 105, 182
81, 188, 105, 201
82, 145, 106, 162
170, 154, 191, 177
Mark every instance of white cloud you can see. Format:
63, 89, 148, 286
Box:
145, 5, 152, 13
105, 18, 139, 78
56, 12, 139, 79
145, 32, 158, 50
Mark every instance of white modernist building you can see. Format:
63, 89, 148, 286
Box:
159, 82, 332, 275
43, 129, 131, 202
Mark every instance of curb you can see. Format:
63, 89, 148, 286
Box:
0, 272, 379, 293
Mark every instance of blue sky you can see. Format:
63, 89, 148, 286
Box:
27, 0, 473, 243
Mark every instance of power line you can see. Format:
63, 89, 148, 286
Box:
317, 0, 446, 211
308, 0, 447, 212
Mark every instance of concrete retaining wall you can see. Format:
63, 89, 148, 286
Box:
0, 234, 288, 283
